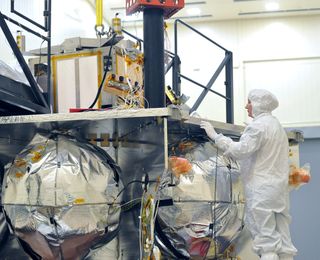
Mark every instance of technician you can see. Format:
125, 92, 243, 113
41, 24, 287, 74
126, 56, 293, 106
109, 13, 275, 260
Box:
200, 89, 297, 260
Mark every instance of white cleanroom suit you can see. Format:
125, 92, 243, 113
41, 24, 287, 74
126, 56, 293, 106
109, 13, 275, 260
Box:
201, 89, 297, 260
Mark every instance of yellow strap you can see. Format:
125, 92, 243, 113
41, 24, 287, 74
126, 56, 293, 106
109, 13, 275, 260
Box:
96, 0, 103, 27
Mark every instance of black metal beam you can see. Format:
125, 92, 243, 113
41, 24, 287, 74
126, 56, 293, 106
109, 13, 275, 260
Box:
46, 0, 52, 110
225, 51, 234, 123
143, 8, 165, 108
0, 11, 49, 112
165, 58, 174, 75
0, 90, 49, 114
44, 0, 50, 31
0, 75, 37, 102
1, 13, 49, 41
122, 29, 143, 51
180, 74, 230, 100
172, 55, 181, 96
173, 20, 180, 96
191, 54, 231, 112
174, 19, 228, 52
11, 0, 48, 31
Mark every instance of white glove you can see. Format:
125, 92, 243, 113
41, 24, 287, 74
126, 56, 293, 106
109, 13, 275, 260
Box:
200, 121, 218, 140
190, 111, 201, 118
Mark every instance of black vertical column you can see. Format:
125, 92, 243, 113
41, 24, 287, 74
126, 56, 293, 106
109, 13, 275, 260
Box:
225, 51, 234, 124
143, 8, 165, 108
45, 0, 52, 112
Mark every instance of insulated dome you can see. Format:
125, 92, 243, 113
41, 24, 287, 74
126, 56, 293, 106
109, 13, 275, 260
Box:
1, 132, 122, 260
156, 140, 245, 259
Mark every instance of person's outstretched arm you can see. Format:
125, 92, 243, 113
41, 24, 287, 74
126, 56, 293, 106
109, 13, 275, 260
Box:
201, 121, 264, 160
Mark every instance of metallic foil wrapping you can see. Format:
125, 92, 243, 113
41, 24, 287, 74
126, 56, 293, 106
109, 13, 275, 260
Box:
0, 59, 29, 85
1, 132, 122, 259
157, 141, 245, 259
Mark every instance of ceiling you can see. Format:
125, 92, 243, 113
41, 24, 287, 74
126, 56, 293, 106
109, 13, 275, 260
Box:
91, 0, 320, 24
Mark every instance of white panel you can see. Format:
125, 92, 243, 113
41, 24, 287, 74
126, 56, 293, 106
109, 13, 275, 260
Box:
233, 67, 246, 126
56, 59, 76, 113
78, 56, 99, 109
51, 0, 96, 45
193, 71, 227, 122
244, 58, 320, 127
239, 16, 320, 61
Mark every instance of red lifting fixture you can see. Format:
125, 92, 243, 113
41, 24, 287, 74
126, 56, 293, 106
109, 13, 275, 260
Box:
126, 0, 185, 19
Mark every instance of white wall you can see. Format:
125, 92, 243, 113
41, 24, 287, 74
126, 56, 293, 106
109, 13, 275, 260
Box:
238, 16, 320, 127
159, 15, 320, 127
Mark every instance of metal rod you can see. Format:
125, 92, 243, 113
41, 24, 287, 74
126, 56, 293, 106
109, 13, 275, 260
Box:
174, 19, 229, 52
173, 20, 181, 95
11, 0, 47, 31
173, 200, 236, 203
225, 51, 234, 123
44, 0, 48, 30
143, 8, 165, 108
47, 0, 52, 111
191, 54, 231, 112
164, 49, 175, 57
165, 58, 174, 75
2, 14, 49, 41
0, 90, 49, 114
172, 57, 181, 96
164, 118, 168, 170
122, 28, 174, 57
180, 74, 230, 100
0, 12, 49, 111
122, 29, 143, 50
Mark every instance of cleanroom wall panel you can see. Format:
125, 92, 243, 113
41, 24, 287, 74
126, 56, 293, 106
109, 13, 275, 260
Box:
79, 55, 99, 109
290, 137, 320, 260
244, 58, 320, 127
239, 15, 320, 62
56, 59, 77, 113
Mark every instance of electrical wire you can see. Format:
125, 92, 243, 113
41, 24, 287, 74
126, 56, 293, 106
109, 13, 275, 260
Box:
115, 180, 144, 200
112, 179, 157, 204
88, 33, 117, 109
152, 199, 160, 223
119, 197, 141, 211
107, 42, 145, 109
36, 39, 46, 84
